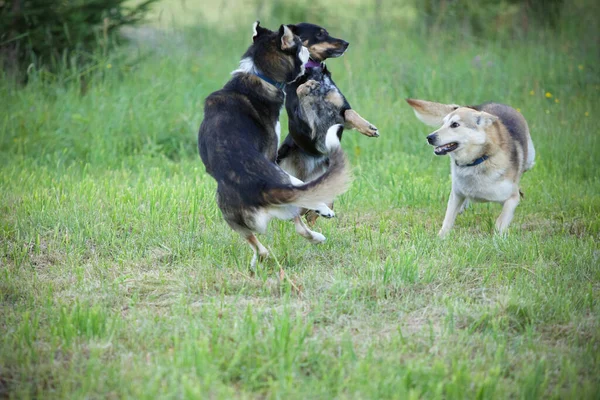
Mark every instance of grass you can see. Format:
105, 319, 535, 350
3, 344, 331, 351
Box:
1, 0, 599, 398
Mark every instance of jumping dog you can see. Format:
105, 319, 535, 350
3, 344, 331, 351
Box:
277, 23, 378, 224
198, 22, 352, 268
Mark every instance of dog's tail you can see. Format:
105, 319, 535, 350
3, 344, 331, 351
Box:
264, 124, 352, 208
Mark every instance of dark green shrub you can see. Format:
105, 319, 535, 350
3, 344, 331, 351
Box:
0, 0, 158, 75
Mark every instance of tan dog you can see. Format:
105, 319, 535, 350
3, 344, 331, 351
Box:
406, 99, 535, 237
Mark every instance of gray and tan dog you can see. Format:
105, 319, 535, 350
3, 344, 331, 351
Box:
406, 99, 535, 237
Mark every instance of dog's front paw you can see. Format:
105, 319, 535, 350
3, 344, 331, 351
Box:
297, 80, 320, 97
360, 124, 379, 138
315, 205, 335, 218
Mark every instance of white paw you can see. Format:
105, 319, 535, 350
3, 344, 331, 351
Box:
438, 229, 450, 238
309, 232, 326, 244
495, 222, 509, 235
315, 205, 335, 218
250, 250, 268, 269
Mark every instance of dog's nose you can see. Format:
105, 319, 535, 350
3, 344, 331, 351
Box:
427, 133, 437, 145
341, 40, 349, 50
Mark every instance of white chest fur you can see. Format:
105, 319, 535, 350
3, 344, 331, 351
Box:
275, 121, 281, 148
451, 164, 515, 203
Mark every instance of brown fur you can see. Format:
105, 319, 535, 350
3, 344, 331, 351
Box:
326, 90, 346, 108
344, 109, 379, 137
308, 42, 346, 61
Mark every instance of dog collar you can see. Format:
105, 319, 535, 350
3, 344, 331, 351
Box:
305, 59, 322, 69
254, 72, 286, 90
457, 154, 489, 167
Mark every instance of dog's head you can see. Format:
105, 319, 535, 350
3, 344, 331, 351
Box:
289, 23, 349, 62
406, 99, 498, 157
426, 108, 498, 156
242, 21, 309, 84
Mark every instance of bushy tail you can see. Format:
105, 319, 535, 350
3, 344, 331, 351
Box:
265, 124, 352, 208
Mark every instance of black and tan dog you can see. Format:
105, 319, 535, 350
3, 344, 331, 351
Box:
198, 22, 352, 268
407, 99, 535, 237
277, 23, 378, 223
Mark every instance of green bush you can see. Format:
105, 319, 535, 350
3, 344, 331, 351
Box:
0, 0, 158, 76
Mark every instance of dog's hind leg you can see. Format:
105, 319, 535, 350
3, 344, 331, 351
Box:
305, 210, 319, 226
458, 198, 470, 214
294, 216, 326, 244
439, 190, 466, 238
246, 234, 269, 269
344, 109, 379, 137
495, 190, 520, 234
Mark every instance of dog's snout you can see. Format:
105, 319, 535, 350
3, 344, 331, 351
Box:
427, 133, 437, 145
341, 40, 349, 50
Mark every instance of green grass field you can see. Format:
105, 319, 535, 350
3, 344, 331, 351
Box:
1, 0, 599, 398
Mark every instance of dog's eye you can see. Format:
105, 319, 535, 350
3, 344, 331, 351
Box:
450, 122, 460, 128
317, 31, 325, 39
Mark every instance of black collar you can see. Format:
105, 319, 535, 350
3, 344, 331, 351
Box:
456, 154, 489, 167
254, 72, 286, 90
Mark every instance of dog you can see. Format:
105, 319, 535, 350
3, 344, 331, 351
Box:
198, 22, 352, 268
277, 23, 378, 224
406, 99, 535, 237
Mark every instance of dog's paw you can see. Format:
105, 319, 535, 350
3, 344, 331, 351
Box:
297, 80, 320, 97
308, 231, 326, 244
359, 123, 379, 137
250, 250, 269, 270
315, 205, 335, 218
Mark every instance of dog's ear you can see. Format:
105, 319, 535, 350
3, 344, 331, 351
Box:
252, 21, 271, 42
475, 112, 499, 128
278, 25, 296, 50
406, 99, 460, 127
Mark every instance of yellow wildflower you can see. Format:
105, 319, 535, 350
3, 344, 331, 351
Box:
545, 92, 552, 98
106, 64, 112, 69
529, 90, 535, 96
578, 64, 584, 70
554, 99, 559, 104
585, 111, 589, 117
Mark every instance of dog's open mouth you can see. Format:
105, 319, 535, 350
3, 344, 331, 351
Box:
434, 142, 458, 155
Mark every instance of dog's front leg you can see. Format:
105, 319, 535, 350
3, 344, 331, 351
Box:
439, 190, 466, 238
495, 190, 520, 234
343, 109, 379, 137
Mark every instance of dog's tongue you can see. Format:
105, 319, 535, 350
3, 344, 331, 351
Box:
305, 60, 321, 69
